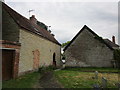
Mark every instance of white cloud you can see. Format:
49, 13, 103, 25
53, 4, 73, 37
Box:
5, 0, 119, 2
5, 1, 119, 44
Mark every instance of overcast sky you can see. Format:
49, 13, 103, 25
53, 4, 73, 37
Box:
5, 0, 119, 45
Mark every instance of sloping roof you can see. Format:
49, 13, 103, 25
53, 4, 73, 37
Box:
2, 2, 61, 45
104, 39, 119, 48
63, 25, 114, 51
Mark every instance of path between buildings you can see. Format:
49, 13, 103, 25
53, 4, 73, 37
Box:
35, 71, 63, 88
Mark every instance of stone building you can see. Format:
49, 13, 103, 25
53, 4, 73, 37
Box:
1, 2, 61, 80
64, 25, 119, 67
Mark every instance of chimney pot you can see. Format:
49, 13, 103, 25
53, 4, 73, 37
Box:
112, 36, 115, 43
30, 15, 37, 24
51, 33, 55, 37
32, 15, 35, 18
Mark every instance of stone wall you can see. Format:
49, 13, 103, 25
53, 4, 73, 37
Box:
2, 8, 20, 42
19, 29, 61, 74
65, 29, 114, 67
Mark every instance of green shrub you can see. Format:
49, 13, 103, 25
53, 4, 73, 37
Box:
114, 49, 120, 61
62, 55, 66, 60
38, 65, 57, 73
114, 49, 120, 68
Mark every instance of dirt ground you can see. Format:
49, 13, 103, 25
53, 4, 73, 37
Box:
34, 71, 63, 88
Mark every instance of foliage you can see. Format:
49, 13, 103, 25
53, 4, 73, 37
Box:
114, 49, 120, 68
114, 49, 120, 62
61, 54, 66, 60
37, 21, 48, 30
94, 36, 105, 43
54, 68, 119, 88
62, 55, 66, 60
2, 72, 40, 88
61, 41, 70, 48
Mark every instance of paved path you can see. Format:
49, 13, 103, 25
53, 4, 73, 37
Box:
35, 71, 63, 88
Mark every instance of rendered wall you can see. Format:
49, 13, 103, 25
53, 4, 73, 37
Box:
19, 29, 61, 74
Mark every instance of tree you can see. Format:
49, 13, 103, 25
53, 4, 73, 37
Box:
62, 41, 70, 48
114, 49, 120, 68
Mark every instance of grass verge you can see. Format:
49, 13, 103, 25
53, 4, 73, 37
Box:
63, 67, 119, 73
54, 69, 119, 88
2, 71, 40, 88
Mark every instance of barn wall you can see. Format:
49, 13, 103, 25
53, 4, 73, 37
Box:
65, 29, 114, 67
19, 29, 61, 74
2, 7, 20, 42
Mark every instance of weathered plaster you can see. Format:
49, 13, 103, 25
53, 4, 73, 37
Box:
19, 29, 61, 74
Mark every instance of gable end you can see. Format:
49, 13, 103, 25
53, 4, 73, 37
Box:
63, 25, 113, 51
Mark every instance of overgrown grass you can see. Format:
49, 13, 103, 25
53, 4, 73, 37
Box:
2, 72, 40, 88
54, 69, 119, 88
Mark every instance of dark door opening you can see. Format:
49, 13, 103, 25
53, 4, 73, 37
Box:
2, 49, 14, 80
53, 53, 56, 67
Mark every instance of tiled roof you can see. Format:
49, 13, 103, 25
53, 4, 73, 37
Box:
104, 39, 119, 48
2, 2, 61, 45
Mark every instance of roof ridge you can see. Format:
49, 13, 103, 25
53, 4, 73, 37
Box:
103, 39, 119, 47
3, 2, 29, 21
2, 2, 61, 45
64, 25, 113, 51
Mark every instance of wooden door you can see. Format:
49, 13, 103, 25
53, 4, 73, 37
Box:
2, 49, 14, 80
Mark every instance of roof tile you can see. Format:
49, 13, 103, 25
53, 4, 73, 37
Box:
2, 2, 61, 45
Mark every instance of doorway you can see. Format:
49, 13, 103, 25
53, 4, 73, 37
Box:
53, 53, 56, 67
2, 49, 15, 80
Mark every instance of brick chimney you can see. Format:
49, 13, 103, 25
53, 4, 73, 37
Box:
112, 36, 115, 43
30, 15, 37, 24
